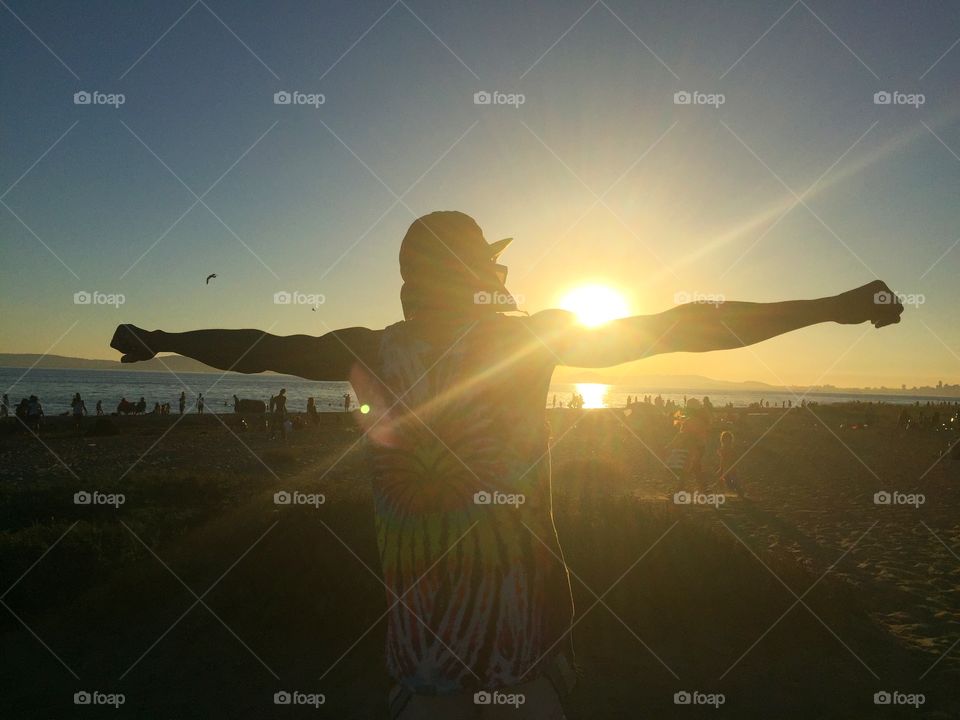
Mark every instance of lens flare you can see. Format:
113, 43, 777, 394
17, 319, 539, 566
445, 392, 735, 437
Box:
576, 383, 610, 408
559, 284, 630, 327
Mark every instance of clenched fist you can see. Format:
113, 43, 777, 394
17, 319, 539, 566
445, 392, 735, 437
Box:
833, 280, 904, 328
110, 324, 158, 363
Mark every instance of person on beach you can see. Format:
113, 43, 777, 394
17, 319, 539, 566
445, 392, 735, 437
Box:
95, 400, 103, 416
306, 397, 319, 424
275, 388, 288, 440
343, 392, 352, 412
179, 391, 186, 415
1, 393, 8, 418
197, 393, 204, 415
15, 398, 28, 425
71, 393, 88, 435
717, 431, 743, 497
110, 210, 904, 719
26, 395, 43, 434
681, 398, 711, 486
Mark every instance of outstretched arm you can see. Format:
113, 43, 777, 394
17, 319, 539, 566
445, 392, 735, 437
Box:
533, 280, 903, 368
110, 324, 382, 381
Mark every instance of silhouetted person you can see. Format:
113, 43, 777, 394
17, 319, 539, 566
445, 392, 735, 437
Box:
274, 388, 287, 439
179, 391, 186, 415
71, 392, 87, 435
110, 210, 904, 717
95, 400, 103, 416
197, 393, 204, 415
717, 430, 743, 496
15, 398, 28, 428
0, 393, 8, 418
306, 396, 318, 424
26, 395, 43, 434
343, 392, 351, 412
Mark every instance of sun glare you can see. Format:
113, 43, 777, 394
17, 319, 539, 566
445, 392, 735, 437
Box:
559, 284, 630, 327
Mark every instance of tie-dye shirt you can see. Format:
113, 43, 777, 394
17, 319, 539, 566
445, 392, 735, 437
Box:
356, 315, 574, 693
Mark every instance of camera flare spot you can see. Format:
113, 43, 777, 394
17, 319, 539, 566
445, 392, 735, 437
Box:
559, 285, 629, 327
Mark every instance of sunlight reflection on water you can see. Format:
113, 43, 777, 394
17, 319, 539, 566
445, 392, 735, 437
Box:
575, 383, 610, 409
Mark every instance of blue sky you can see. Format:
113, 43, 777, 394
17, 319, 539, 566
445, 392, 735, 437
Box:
2, 0, 959, 386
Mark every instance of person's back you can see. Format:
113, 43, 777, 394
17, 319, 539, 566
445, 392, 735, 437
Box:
355, 313, 573, 695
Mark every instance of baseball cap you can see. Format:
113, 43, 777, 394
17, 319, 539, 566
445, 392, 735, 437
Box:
399, 211, 515, 309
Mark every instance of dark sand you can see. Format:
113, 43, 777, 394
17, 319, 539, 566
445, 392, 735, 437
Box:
1, 405, 958, 718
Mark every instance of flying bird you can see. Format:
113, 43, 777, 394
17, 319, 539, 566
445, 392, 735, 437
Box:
205, 273, 217, 284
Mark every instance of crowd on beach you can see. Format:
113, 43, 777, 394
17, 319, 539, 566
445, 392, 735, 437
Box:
0, 388, 356, 439
3, 391, 959, 485
561, 393, 960, 497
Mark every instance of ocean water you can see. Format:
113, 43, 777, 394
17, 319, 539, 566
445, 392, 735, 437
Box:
0, 367, 955, 416
3, 366, 957, 418
0, 368, 354, 415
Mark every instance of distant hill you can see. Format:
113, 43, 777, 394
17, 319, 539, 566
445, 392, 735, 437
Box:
0, 353, 222, 374
551, 366, 776, 390
0, 353, 774, 388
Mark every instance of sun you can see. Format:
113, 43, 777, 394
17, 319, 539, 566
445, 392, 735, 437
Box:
559, 284, 630, 327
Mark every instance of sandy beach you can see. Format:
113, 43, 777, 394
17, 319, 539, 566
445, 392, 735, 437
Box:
1, 403, 958, 718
